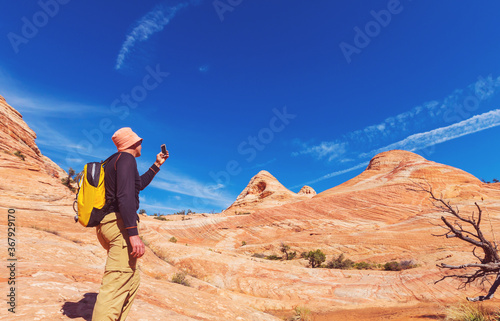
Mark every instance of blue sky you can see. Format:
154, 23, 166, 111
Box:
2, 0, 500, 214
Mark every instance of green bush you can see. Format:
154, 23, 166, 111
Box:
61, 167, 76, 192
354, 261, 375, 270
303, 250, 326, 268
327, 253, 355, 269
280, 242, 297, 260
169, 236, 177, 243
400, 259, 418, 270
384, 261, 402, 271
265, 254, 282, 260
241, 241, 247, 246
324, 253, 417, 271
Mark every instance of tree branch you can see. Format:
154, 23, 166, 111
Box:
409, 181, 500, 300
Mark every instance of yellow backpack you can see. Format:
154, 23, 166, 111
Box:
73, 153, 118, 227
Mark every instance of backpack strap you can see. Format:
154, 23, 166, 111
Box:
114, 153, 123, 170
102, 152, 120, 166
101, 152, 122, 215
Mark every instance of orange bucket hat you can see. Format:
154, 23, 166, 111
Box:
112, 127, 143, 151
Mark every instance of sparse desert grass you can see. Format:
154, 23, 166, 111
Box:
251, 253, 267, 259
445, 302, 500, 321
31, 225, 85, 244
285, 306, 311, 321
14, 150, 25, 161
31, 225, 59, 236
171, 272, 190, 287
235, 211, 251, 215
154, 215, 171, 221
139, 236, 150, 246
145, 244, 171, 264
386, 259, 418, 271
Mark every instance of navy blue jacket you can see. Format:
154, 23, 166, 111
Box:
104, 152, 159, 236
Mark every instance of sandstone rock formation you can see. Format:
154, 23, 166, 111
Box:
298, 185, 316, 196
1, 96, 500, 320
0, 95, 281, 321
0, 95, 66, 178
224, 170, 316, 214
0, 95, 73, 213
157, 150, 500, 316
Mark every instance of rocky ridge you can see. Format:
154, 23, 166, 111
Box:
0, 95, 72, 213
1, 95, 500, 320
224, 170, 316, 214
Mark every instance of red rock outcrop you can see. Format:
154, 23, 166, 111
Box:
2, 94, 500, 320
0, 95, 72, 212
224, 170, 316, 214
298, 185, 316, 196
0, 95, 281, 321
157, 150, 500, 315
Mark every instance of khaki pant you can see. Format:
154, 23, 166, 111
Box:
92, 212, 140, 321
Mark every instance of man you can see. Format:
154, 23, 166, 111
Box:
92, 127, 168, 320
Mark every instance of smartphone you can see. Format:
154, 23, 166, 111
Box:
161, 144, 167, 155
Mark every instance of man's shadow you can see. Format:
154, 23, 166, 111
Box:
61, 292, 97, 321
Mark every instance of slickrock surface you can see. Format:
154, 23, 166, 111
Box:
156, 151, 500, 315
1, 95, 499, 320
224, 170, 316, 214
0, 96, 280, 321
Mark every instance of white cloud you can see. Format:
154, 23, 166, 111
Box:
359, 109, 500, 159
3, 93, 108, 117
199, 64, 210, 73
292, 162, 369, 188
30, 122, 115, 157
294, 75, 500, 162
292, 141, 347, 161
149, 170, 234, 207
140, 197, 209, 214
299, 109, 500, 188
115, 2, 188, 70
140, 200, 183, 213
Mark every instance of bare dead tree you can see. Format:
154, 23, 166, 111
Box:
411, 182, 500, 302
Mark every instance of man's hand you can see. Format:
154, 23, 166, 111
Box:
155, 150, 169, 167
129, 235, 145, 258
